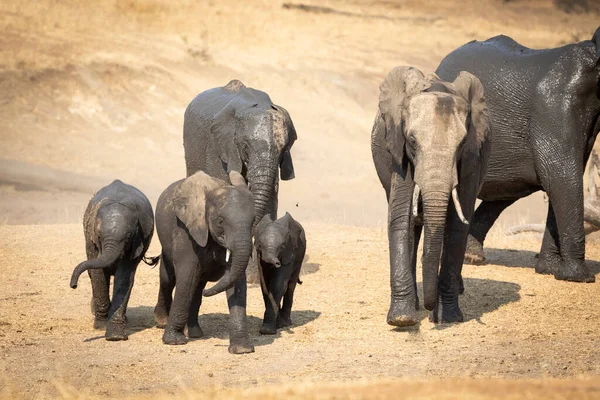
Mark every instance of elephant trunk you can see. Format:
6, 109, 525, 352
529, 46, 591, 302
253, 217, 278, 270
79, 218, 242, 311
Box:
70, 240, 122, 289
247, 157, 278, 230
420, 187, 451, 311
203, 235, 253, 297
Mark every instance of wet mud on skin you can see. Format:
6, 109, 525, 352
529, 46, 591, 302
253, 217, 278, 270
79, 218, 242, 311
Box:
1, 224, 600, 398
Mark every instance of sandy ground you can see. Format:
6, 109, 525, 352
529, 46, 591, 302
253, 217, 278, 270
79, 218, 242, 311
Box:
1, 0, 600, 398
1, 224, 600, 398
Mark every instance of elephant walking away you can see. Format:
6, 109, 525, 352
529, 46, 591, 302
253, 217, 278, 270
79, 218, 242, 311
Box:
70, 180, 157, 341
371, 67, 491, 326
254, 212, 306, 335
183, 79, 297, 229
153, 171, 255, 354
436, 27, 600, 283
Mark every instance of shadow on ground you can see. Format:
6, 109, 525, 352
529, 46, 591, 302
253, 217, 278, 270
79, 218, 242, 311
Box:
390, 277, 522, 332
482, 248, 600, 275
195, 310, 321, 346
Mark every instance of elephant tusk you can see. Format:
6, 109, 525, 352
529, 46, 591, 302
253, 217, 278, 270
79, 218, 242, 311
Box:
412, 184, 420, 218
225, 249, 231, 263
452, 186, 469, 225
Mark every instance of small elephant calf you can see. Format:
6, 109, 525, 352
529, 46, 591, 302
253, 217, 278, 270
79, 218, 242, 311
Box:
255, 212, 306, 335
70, 180, 157, 341
153, 171, 256, 354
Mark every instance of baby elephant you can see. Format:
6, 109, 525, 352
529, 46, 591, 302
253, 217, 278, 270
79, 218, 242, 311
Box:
255, 213, 306, 335
153, 170, 255, 354
70, 180, 157, 341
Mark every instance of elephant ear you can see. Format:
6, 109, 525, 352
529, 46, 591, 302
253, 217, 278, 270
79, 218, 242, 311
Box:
131, 204, 154, 260
174, 172, 221, 247
453, 71, 492, 188
379, 66, 430, 178
592, 26, 600, 59
211, 102, 244, 174
272, 104, 297, 181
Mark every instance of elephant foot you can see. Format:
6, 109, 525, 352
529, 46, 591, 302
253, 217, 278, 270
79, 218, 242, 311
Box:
464, 235, 486, 265
93, 317, 107, 330
430, 300, 464, 324
535, 251, 561, 275
154, 307, 169, 329
228, 341, 255, 355
105, 323, 128, 341
162, 328, 188, 345
187, 325, 204, 339
276, 314, 292, 329
554, 260, 595, 283
260, 322, 278, 335
387, 300, 418, 327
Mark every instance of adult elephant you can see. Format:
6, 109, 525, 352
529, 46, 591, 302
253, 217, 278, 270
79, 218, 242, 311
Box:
183, 80, 297, 229
371, 67, 491, 325
436, 27, 600, 283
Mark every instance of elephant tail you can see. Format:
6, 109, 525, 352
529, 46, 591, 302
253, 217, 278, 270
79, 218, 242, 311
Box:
142, 254, 160, 267
297, 278, 303, 285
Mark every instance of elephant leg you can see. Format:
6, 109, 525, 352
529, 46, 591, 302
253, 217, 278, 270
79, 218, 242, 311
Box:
89, 268, 111, 330
260, 268, 283, 335
543, 174, 593, 282
465, 200, 516, 264
432, 182, 478, 324
105, 262, 136, 341
278, 270, 299, 328
226, 273, 254, 354
411, 223, 423, 310
186, 280, 207, 339
387, 172, 418, 327
535, 204, 562, 275
154, 253, 175, 328
163, 254, 200, 345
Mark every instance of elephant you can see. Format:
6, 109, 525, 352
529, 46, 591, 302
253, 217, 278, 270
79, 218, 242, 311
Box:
254, 212, 306, 335
183, 79, 297, 229
70, 180, 157, 341
436, 27, 600, 283
153, 170, 255, 354
371, 66, 491, 325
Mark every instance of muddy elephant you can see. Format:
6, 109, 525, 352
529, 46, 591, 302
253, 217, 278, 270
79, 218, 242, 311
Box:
254, 212, 306, 335
436, 27, 600, 283
371, 66, 491, 325
70, 180, 157, 341
183, 79, 297, 228
153, 170, 255, 354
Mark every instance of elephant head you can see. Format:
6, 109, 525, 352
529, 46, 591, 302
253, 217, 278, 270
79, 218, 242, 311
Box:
211, 81, 297, 228
174, 171, 255, 297
254, 213, 296, 268
380, 66, 490, 310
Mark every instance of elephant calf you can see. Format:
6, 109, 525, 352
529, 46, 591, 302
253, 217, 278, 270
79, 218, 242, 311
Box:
153, 171, 255, 354
70, 180, 157, 341
254, 213, 306, 335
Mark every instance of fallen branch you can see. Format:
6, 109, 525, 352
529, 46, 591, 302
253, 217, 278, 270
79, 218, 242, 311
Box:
281, 3, 442, 23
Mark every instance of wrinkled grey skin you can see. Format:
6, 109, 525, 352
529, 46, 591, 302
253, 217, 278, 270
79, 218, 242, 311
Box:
254, 212, 306, 335
183, 79, 297, 229
371, 67, 491, 326
436, 27, 600, 283
70, 180, 156, 341
153, 171, 255, 354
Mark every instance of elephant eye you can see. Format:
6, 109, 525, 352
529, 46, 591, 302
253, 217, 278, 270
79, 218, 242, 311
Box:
216, 217, 224, 227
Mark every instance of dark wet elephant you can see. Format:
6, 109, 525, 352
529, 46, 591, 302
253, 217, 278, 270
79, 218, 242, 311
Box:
153, 171, 255, 354
436, 27, 600, 283
371, 67, 491, 325
183, 79, 297, 228
70, 180, 157, 341
254, 212, 306, 335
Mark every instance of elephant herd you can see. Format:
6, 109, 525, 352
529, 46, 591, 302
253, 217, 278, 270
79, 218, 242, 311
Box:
70, 27, 600, 354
